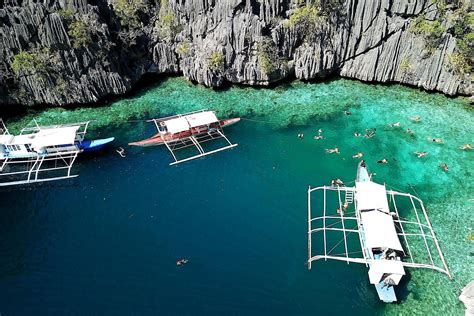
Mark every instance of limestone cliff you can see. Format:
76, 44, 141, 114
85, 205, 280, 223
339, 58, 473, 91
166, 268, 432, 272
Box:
0, 0, 472, 106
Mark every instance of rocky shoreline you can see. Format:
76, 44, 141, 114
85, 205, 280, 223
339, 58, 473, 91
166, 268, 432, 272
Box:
0, 0, 472, 106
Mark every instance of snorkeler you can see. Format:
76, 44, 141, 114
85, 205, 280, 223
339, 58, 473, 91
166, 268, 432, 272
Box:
409, 115, 422, 122
344, 110, 352, 115
431, 138, 443, 144
460, 144, 473, 150
314, 135, 324, 140
414, 151, 428, 158
116, 147, 126, 158
354, 132, 361, 137
406, 128, 414, 135
364, 128, 376, 138
390, 122, 401, 127
440, 163, 449, 172
325, 147, 340, 154
176, 259, 188, 266
331, 179, 344, 186
377, 158, 388, 164
298, 133, 304, 139
352, 152, 363, 158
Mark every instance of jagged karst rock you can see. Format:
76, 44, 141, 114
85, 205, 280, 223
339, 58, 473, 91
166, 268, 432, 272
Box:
0, 0, 471, 106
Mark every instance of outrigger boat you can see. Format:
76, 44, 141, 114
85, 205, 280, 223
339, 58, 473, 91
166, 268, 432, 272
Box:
129, 110, 240, 165
0, 119, 114, 186
307, 161, 451, 303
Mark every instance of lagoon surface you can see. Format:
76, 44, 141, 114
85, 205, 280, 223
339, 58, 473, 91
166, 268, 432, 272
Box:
0, 78, 472, 315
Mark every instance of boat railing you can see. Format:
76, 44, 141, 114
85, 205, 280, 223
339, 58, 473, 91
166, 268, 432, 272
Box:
0, 118, 10, 135
19, 121, 90, 142
161, 128, 237, 165
307, 185, 452, 279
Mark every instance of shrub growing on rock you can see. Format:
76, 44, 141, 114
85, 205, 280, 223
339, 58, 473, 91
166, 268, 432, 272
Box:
11, 49, 51, 76
410, 17, 446, 52
208, 51, 225, 72
154, 1, 182, 42
56, 8, 74, 24
68, 18, 93, 49
112, 0, 147, 28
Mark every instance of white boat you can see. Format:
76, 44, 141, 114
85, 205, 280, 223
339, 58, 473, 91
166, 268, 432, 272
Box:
129, 110, 239, 165
307, 161, 451, 302
0, 119, 113, 186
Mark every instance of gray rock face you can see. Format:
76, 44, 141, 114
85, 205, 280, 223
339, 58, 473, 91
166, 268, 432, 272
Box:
0, 0, 471, 106
460, 280, 474, 316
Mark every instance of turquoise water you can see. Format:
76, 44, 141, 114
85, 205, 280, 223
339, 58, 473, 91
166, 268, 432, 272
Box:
0, 78, 472, 314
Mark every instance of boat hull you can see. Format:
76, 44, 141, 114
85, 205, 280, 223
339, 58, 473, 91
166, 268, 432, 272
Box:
80, 137, 115, 152
129, 118, 240, 147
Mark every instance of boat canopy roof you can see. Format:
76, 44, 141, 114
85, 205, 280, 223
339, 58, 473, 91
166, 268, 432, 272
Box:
8, 126, 79, 149
361, 210, 404, 252
356, 181, 389, 213
0, 134, 14, 144
186, 111, 218, 128
369, 260, 405, 284
164, 111, 219, 134
165, 117, 190, 134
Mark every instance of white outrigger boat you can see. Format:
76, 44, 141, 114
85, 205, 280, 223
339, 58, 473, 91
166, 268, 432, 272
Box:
129, 110, 240, 165
0, 119, 114, 186
307, 161, 451, 303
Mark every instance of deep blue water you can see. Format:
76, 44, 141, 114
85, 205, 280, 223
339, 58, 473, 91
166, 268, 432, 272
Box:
0, 78, 472, 315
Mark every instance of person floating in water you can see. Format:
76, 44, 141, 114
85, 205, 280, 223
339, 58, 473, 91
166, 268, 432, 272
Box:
116, 147, 126, 158
176, 259, 188, 266
414, 151, 428, 158
460, 144, 473, 150
409, 115, 422, 122
406, 128, 414, 135
377, 158, 388, 164
298, 133, 304, 139
325, 147, 340, 154
430, 138, 443, 144
389, 122, 401, 127
318, 129, 323, 134
352, 152, 363, 158
331, 179, 344, 186
344, 110, 352, 115
314, 135, 324, 140
364, 128, 376, 138
440, 163, 449, 172
354, 132, 361, 137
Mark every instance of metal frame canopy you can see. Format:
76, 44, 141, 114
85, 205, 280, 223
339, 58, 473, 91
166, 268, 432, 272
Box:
0, 119, 90, 186
307, 185, 452, 279
149, 110, 238, 165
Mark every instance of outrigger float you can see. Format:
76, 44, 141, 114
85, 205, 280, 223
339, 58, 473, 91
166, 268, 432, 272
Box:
129, 110, 240, 165
0, 119, 114, 187
307, 161, 451, 303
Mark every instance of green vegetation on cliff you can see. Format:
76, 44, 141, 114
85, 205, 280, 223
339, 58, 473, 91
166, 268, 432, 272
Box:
68, 18, 93, 49
112, 0, 147, 28
208, 51, 225, 72
11, 49, 50, 76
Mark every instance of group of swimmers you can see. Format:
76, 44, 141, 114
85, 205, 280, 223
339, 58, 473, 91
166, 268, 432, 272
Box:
297, 114, 472, 171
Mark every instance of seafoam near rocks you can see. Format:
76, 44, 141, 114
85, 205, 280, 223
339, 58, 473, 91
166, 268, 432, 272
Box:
0, 0, 471, 106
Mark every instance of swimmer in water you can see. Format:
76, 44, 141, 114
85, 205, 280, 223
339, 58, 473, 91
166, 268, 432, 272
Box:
414, 151, 428, 158
431, 138, 443, 144
440, 163, 449, 172
298, 133, 304, 139
116, 147, 126, 158
390, 122, 401, 127
352, 152, 363, 158
406, 128, 414, 135
325, 147, 340, 154
176, 259, 188, 266
314, 135, 324, 140
354, 132, 361, 137
377, 158, 388, 164
459, 144, 472, 150
409, 115, 422, 122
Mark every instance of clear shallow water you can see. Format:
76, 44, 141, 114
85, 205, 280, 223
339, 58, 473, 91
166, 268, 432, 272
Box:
0, 78, 472, 315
